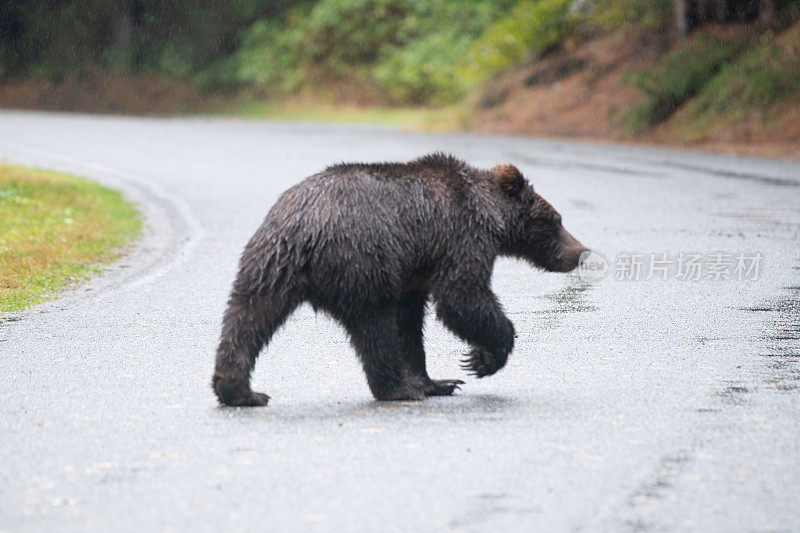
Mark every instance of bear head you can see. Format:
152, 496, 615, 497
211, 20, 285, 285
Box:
493, 164, 588, 273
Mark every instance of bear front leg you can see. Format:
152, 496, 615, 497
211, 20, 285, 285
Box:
347, 308, 427, 401
397, 291, 464, 396
397, 291, 430, 381
435, 285, 515, 378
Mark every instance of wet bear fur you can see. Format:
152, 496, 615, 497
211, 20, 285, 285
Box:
212, 153, 587, 406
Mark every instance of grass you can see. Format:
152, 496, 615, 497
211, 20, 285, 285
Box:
0, 164, 142, 313
225, 99, 468, 131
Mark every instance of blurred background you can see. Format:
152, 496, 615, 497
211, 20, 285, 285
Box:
0, 0, 798, 156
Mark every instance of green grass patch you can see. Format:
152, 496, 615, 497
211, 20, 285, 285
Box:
624, 33, 741, 134
0, 164, 142, 313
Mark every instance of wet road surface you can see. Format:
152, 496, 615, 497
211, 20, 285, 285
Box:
1, 112, 799, 531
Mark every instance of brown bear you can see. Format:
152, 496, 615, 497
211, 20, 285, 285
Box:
212, 153, 587, 406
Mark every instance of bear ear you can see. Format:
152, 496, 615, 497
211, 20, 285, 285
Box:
492, 164, 527, 196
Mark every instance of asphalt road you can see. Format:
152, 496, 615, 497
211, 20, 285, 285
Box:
1, 112, 799, 532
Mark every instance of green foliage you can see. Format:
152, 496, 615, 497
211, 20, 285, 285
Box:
198, 18, 306, 92
624, 34, 739, 133
680, 27, 800, 127
302, 0, 411, 69
199, 1, 401, 92
459, 0, 579, 86
0, 0, 289, 80
209, 0, 516, 103
589, 0, 672, 33
373, 1, 515, 103
3, 0, 799, 111
373, 30, 471, 104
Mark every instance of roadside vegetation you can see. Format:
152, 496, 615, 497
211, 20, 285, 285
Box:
623, 34, 742, 134
673, 22, 800, 140
0, 164, 141, 313
1, 1, 798, 151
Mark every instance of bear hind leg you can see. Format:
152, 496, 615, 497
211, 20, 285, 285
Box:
213, 291, 299, 407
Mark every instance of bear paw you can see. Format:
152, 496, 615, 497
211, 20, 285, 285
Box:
460, 348, 506, 378
213, 376, 270, 407
373, 385, 426, 401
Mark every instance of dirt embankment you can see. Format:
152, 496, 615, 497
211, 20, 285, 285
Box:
467, 25, 800, 161
0, 72, 217, 115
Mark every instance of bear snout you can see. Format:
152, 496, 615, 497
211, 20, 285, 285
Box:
553, 227, 588, 272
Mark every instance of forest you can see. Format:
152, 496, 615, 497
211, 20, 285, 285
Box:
1, 0, 798, 147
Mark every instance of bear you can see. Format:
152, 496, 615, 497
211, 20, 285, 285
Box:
212, 153, 588, 406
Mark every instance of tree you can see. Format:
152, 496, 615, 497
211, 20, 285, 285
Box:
673, 0, 690, 36
673, 0, 784, 37
759, 0, 778, 24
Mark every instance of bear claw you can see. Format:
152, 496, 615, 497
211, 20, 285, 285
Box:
427, 379, 465, 396
461, 348, 505, 378
246, 392, 271, 407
